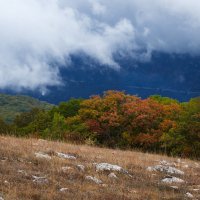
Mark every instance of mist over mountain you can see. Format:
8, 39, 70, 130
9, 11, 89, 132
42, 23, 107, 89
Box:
2, 52, 199, 104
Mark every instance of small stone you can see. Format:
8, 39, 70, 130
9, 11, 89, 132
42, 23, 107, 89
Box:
85, 176, 103, 184
185, 192, 194, 198
62, 166, 72, 172
160, 160, 174, 166
101, 184, 108, 187
32, 176, 48, 184
77, 165, 85, 172
57, 152, 76, 160
60, 188, 68, 192
152, 174, 157, 176
96, 163, 129, 174
162, 176, 185, 184
35, 152, 51, 160
18, 170, 28, 176
128, 189, 137, 194
171, 186, 179, 189
38, 139, 46, 142
108, 173, 118, 179
1, 157, 8, 162
194, 163, 199, 168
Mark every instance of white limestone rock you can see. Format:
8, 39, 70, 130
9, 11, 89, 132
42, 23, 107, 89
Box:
108, 173, 118, 179
60, 188, 68, 192
35, 152, 51, 160
57, 152, 76, 160
194, 163, 200, 168
159, 160, 174, 166
4, 180, 9, 185
18, 170, 28, 176
147, 165, 184, 175
85, 176, 103, 184
162, 176, 185, 184
185, 192, 194, 198
32, 176, 48, 184
170, 186, 179, 189
96, 163, 129, 174
77, 165, 85, 172
38, 139, 46, 143
62, 166, 72, 172
1, 157, 8, 162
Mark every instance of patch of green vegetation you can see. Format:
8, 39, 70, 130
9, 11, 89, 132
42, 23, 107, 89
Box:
0, 94, 53, 123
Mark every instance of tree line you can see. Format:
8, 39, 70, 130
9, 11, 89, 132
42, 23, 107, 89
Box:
0, 91, 199, 159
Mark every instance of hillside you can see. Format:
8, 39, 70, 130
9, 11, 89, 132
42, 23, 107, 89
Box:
0, 136, 199, 200
0, 94, 53, 123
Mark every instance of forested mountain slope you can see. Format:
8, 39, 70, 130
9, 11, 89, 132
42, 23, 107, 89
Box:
0, 94, 53, 123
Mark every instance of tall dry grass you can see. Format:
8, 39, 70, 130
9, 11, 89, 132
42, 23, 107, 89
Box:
0, 136, 199, 200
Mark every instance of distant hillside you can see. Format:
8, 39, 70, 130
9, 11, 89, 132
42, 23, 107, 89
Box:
0, 93, 54, 123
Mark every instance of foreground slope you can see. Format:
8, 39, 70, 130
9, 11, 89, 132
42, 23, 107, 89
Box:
0, 136, 199, 200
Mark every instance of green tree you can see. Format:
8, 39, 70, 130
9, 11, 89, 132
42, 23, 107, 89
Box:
55, 98, 83, 118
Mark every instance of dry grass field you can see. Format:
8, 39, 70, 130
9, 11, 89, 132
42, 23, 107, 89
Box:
0, 136, 200, 200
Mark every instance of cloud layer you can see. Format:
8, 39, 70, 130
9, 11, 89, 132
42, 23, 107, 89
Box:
0, 0, 200, 91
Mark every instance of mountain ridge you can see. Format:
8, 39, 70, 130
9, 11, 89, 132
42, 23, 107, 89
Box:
0, 93, 53, 123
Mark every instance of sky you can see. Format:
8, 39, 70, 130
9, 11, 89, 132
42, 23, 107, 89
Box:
0, 0, 200, 92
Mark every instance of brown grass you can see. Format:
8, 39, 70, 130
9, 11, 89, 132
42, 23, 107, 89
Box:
0, 136, 199, 200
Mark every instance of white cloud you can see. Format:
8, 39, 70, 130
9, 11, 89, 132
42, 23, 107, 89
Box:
0, 0, 200, 91
90, 1, 106, 15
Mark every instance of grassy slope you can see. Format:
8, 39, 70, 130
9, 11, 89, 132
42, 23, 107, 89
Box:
0, 136, 199, 200
0, 94, 53, 123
